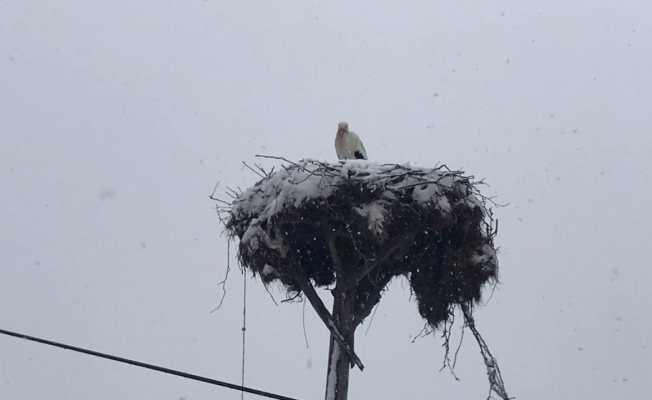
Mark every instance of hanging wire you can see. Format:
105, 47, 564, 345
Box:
241, 261, 248, 400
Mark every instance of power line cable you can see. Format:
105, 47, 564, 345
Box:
0, 328, 299, 400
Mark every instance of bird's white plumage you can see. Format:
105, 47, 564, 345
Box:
335, 121, 368, 160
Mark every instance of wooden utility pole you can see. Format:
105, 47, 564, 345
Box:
324, 285, 356, 400
323, 235, 362, 400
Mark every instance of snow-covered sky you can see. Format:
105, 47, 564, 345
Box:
1, 1, 651, 399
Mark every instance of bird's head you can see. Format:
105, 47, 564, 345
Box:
337, 121, 349, 133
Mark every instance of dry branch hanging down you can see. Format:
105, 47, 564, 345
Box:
217, 157, 510, 400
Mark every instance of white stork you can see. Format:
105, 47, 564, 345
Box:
334, 121, 368, 160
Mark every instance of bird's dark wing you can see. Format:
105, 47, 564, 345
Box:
354, 151, 366, 160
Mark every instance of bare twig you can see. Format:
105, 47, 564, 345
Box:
209, 181, 221, 199
439, 311, 460, 381
255, 154, 303, 168
262, 283, 279, 306
254, 163, 272, 178
225, 187, 240, 200
482, 280, 499, 307
210, 239, 232, 314
452, 322, 465, 370
364, 302, 381, 336
281, 291, 302, 303
209, 182, 232, 206
242, 161, 265, 178
410, 323, 433, 343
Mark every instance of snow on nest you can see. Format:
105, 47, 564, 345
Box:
230, 159, 484, 226
354, 201, 387, 236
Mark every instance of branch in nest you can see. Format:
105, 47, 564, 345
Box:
254, 162, 273, 178
255, 154, 303, 168
242, 161, 266, 178
209, 182, 232, 206
262, 283, 279, 306
281, 291, 303, 303
461, 304, 512, 400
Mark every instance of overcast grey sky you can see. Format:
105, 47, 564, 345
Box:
1, 1, 651, 399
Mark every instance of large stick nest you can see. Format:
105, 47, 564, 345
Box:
221, 158, 499, 328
